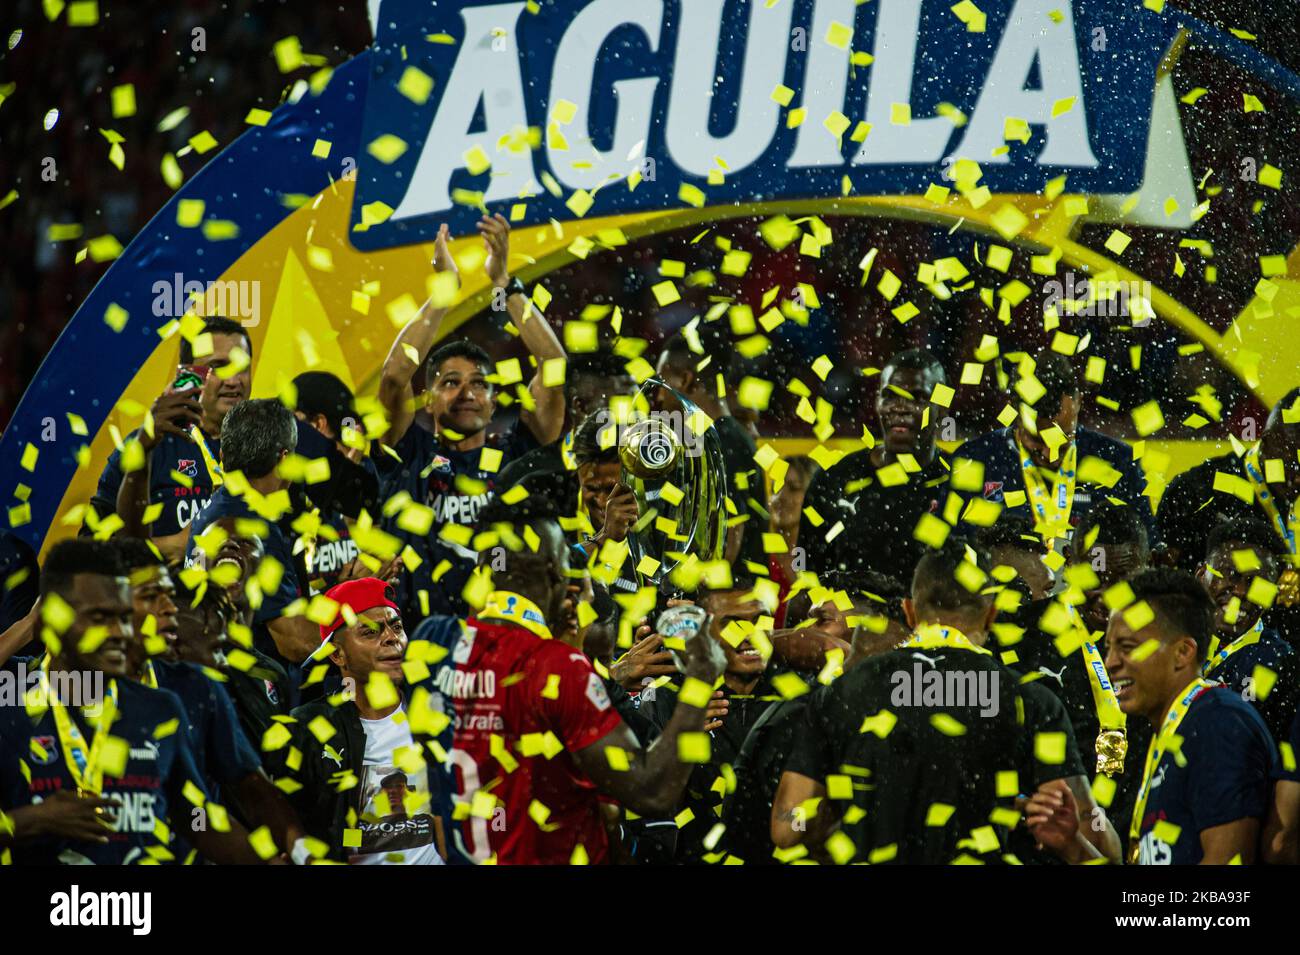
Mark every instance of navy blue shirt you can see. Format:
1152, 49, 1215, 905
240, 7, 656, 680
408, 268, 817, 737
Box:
1133, 685, 1276, 865
952, 425, 1156, 543
153, 659, 261, 791
1204, 626, 1300, 746
0, 672, 210, 865
376, 421, 537, 621
93, 430, 220, 537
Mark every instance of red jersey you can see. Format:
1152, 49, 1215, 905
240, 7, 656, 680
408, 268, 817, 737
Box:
447, 617, 623, 864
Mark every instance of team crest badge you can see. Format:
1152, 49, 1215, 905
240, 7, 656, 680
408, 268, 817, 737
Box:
177, 458, 199, 478
983, 481, 1004, 501
30, 735, 58, 765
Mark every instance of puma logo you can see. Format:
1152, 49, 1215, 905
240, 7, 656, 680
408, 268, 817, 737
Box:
1037, 664, 1068, 685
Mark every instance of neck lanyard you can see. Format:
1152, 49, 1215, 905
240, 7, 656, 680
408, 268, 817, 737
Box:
476, 590, 553, 640
1062, 603, 1128, 776
141, 659, 159, 689
1016, 437, 1077, 548
42, 658, 119, 797
1241, 445, 1300, 606
900, 623, 992, 656
1128, 678, 1215, 864
1204, 618, 1264, 676
189, 424, 224, 487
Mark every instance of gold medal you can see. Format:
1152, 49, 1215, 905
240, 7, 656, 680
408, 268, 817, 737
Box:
1095, 728, 1128, 778
1279, 567, 1300, 607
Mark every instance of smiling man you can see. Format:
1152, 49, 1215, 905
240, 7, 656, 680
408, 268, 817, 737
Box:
1198, 519, 1300, 744
1099, 569, 1275, 864
277, 576, 447, 865
799, 348, 950, 584
376, 216, 567, 622
0, 540, 268, 865
92, 317, 252, 561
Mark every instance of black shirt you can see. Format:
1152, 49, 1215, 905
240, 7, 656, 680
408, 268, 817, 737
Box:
641, 670, 785, 864
1205, 625, 1300, 745
721, 697, 808, 865
799, 447, 948, 583
785, 646, 1085, 864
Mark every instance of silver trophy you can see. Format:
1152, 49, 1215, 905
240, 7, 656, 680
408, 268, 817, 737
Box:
617, 378, 728, 591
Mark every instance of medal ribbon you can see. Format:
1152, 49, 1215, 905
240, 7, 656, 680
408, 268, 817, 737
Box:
476, 590, 554, 640
1128, 677, 1216, 863
189, 424, 224, 488
41, 657, 118, 796
1243, 443, 1299, 564
1016, 438, 1078, 547
1203, 618, 1264, 676
900, 623, 992, 656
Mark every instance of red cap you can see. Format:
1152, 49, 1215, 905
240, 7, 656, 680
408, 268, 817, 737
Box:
309, 577, 401, 661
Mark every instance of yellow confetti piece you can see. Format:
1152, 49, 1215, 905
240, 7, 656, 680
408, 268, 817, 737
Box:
245, 108, 272, 127
990, 204, 1028, 240
67, 1, 98, 26
367, 134, 409, 165
463, 144, 491, 176
1131, 400, 1165, 437
678, 732, 711, 764
273, 36, 305, 73
176, 199, 205, 228
1243, 93, 1265, 113
770, 84, 794, 107
652, 280, 680, 307
110, 84, 135, 119
398, 66, 435, 104
1258, 164, 1282, 189
678, 183, 706, 208
1034, 732, 1066, 764
890, 103, 911, 126
930, 713, 966, 736
824, 20, 853, 49
103, 303, 128, 333
1103, 230, 1131, 256
188, 131, 218, 154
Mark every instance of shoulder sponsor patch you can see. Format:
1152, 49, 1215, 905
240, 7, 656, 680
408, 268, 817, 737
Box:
585, 672, 611, 712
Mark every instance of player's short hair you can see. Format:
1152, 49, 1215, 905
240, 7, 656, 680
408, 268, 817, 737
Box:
1074, 500, 1149, 555
112, 537, 166, 572
220, 398, 298, 479
660, 323, 735, 380
572, 412, 618, 468
882, 347, 946, 385
293, 371, 356, 437
782, 455, 819, 485
911, 537, 994, 618
425, 339, 492, 388
567, 352, 632, 401
1015, 349, 1079, 417
41, 539, 127, 598
1205, 518, 1287, 562
179, 317, 252, 366
1127, 567, 1215, 658
977, 512, 1048, 556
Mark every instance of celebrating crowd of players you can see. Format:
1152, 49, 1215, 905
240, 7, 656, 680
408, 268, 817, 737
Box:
2, 216, 1299, 866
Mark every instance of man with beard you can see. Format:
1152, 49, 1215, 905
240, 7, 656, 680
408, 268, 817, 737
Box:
93, 317, 252, 561
798, 348, 949, 584
0, 540, 267, 864
1198, 519, 1300, 744
1027, 569, 1276, 865
111, 538, 306, 859
376, 216, 567, 622
772, 539, 1118, 864
953, 350, 1155, 552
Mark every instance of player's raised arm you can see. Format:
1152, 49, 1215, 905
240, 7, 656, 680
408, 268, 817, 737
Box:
378, 223, 460, 448
478, 213, 567, 446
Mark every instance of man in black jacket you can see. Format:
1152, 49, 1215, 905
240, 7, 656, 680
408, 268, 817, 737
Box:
272, 576, 448, 864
